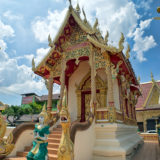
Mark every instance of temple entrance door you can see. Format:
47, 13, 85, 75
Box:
76, 72, 107, 122
81, 90, 100, 122
81, 91, 91, 122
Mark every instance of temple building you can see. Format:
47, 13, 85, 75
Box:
31, 3, 142, 159
5, 2, 142, 160
136, 74, 160, 132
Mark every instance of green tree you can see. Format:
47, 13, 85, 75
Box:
2, 105, 24, 126
30, 102, 42, 114
2, 103, 43, 126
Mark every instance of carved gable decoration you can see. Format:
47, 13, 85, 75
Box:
147, 86, 160, 107
62, 16, 90, 61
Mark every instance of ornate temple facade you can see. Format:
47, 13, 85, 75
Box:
30, 3, 142, 160
136, 75, 160, 132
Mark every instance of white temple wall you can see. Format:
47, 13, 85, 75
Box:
8, 130, 33, 157
68, 61, 90, 122
74, 120, 95, 160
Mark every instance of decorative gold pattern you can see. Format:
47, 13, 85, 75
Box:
57, 88, 74, 160
148, 87, 160, 106
125, 44, 130, 59
0, 113, 14, 156
76, 72, 107, 121
118, 32, 124, 51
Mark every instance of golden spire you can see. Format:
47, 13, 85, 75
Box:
93, 18, 98, 31
76, 2, 81, 15
104, 30, 109, 45
137, 76, 140, 84
118, 32, 124, 51
151, 72, 155, 83
68, 0, 72, 7
125, 44, 130, 59
82, 7, 87, 23
48, 34, 53, 47
32, 58, 35, 71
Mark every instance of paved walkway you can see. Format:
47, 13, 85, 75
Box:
132, 142, 160, 160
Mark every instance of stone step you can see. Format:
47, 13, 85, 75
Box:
5, 157, 26, 160
17, 151, 28, 157
16, 151, 58, 159
48, 142, 60, 148
48, 137, 61, 143
24, 146, 32, 151
49, 134, 61, 138
48, 154, 58, 160
51, 130, 62, 134
56, 125, 62, 128
9, 125, 62, 160
48, 148, 58, 154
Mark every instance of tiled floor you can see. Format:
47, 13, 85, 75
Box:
132, 142, 160, 160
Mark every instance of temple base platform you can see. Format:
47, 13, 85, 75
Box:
93, 123, 143, 160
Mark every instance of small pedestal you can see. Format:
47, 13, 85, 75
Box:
93, 123, 143, 160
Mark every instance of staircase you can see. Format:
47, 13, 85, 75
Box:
5, 125, 62, 160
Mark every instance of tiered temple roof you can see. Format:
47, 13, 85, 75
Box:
32, 2, 139, 87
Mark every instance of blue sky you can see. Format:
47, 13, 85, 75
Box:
0, 0, 160, 105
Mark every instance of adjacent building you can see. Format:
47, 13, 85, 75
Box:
21, 93, 60, 111
136, 75, 160, 132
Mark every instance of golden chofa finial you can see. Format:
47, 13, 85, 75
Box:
93, 18, 98, 31
125, 44, 130, 59
137, 76, 140, 84
32, 58, 35, 71
68, 0, 72, 7
76, 2, 81, 15
82, 7, 87, 23
48, 34, 53, 47
151, 72, 155, 83
104, 30, 109, 45
118, 32, 125, 51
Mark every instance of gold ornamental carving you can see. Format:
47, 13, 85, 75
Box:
0, 113, 14, 157
76, 72, 107, 121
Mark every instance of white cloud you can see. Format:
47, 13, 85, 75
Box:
136, 0, 153, 11
0, 20, 47, 101
35, 47, 50, 65
131, 19, 156, 62
0, 20, 14, 39
31, 0, 140, 48
3, 11, 23, 21
72, 0, 139, 46
32, 9, 67, 43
